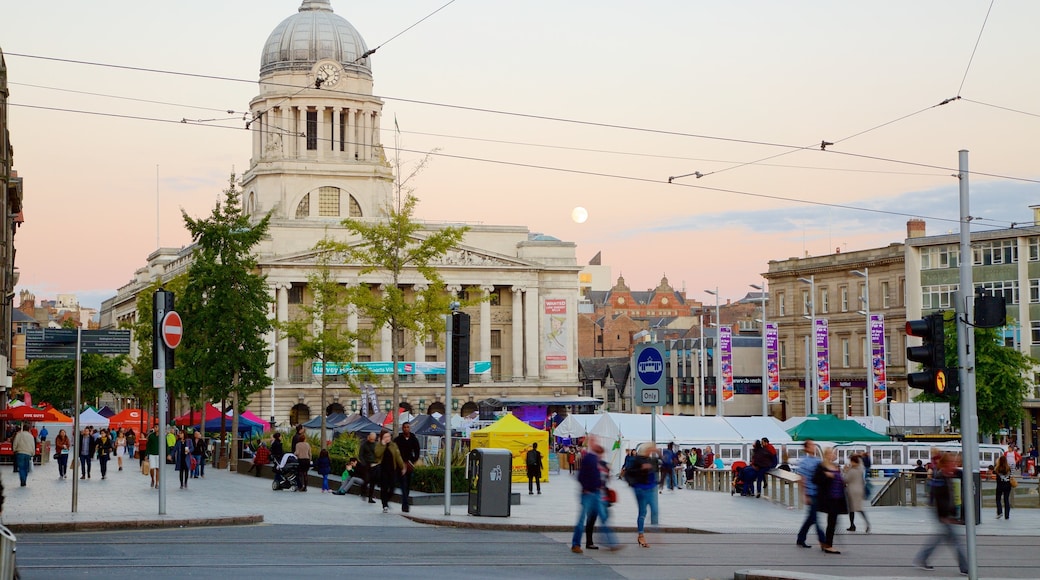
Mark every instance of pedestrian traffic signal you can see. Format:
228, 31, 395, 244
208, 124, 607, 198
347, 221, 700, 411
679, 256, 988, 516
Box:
906, 312, 947, 395
450, 311, 470, 386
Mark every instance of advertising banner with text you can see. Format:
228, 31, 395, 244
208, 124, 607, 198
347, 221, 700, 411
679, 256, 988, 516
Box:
870, 314, 887, 404
815, 319, 831, 404
720, 327, 734, 402
765, 323, 780, 403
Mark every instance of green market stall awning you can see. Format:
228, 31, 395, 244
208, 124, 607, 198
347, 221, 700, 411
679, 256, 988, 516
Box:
786, 416, 889, 442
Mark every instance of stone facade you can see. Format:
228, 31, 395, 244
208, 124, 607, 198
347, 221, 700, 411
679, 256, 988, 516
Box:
100, 2, 583, 427
0, 47, 23, 393
765, 244, 907, 419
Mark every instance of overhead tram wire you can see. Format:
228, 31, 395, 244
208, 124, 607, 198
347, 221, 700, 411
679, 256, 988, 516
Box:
960, 98, 1040, 120
8, 53, 1040, 186
8, 100, 1013, 230
7, 81, 248, 116
957, 0, 996, 97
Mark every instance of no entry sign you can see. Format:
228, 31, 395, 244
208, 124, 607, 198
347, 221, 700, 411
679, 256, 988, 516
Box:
161, 311, 183, 349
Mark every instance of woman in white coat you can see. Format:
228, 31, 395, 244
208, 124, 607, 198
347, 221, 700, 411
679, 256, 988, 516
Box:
843, 454, 870, 533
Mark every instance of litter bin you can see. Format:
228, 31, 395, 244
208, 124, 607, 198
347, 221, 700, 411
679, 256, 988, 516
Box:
0, 523, 16, 579
468, 448, 511, 517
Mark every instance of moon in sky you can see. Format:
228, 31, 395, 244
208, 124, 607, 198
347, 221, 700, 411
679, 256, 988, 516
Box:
571, 206, 589, 224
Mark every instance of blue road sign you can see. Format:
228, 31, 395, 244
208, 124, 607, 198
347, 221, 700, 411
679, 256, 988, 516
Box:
634, 343, 667, 406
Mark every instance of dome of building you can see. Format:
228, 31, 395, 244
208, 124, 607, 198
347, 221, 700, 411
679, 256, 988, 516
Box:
260, 0, 371, 78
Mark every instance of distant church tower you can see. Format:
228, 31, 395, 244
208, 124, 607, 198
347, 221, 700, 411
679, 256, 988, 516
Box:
241, 0, 393, 231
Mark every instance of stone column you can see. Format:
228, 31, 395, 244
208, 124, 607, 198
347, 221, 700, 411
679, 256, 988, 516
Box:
317, 106, 326, 160
511, 286, 524, 382
413, 284, 428, 378
276, 283, 290, 383
360, 109, 369, 160
480, 285, 493, 382
372, 112, 381, 149
332, 108, 341, 155
524, 285, 540, 380
346, 108, 356, 160
252, 111, 262, 161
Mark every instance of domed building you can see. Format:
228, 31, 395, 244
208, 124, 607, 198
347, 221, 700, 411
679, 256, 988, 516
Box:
101, 0, 592, 427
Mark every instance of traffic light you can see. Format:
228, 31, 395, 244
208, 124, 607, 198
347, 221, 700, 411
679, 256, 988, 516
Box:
905, 312, 955, 397
450, 311, 470, 386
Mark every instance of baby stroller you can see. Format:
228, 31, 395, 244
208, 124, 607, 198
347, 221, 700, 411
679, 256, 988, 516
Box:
272, 456, 300, 491
730, 460, 748, 496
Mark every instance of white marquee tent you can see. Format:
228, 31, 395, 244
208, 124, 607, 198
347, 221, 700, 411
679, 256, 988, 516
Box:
78, 408, 110, 429
587, 412, 677, 473
720, 416, 793, 444
553, 414, 600, 439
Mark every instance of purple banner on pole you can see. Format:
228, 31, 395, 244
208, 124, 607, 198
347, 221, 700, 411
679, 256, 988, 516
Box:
720, 327, 733, 402
815, 319, 831, 403
765, 323, 780, 403
870, 314, 887, 404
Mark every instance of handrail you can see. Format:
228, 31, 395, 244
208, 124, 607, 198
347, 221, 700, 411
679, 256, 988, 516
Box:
686, 468, 803, 510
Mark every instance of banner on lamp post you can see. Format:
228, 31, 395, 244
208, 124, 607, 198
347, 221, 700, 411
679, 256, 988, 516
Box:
720, 327, 734, 402
765, 322, 780, 403
815, 319, 831, 404
870, 314, 887, 404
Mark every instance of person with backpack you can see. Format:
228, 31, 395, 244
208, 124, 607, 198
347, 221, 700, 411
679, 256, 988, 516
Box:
526, 442, 543, 495
659, 442, 677, 493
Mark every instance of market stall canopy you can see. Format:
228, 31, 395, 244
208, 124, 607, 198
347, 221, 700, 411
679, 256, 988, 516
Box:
173, 403, 225, 426
240, 411, 271, 432
786, 416, 889, 442
335, 415, 383, 435
97, 405, 116, 418
78, 408, 110, 428
108, 409, 151, 431
302, 413, 348, 429
470, 414, 549, 483
479, 396, 603, 408
407, 414, 445, 437
0, 406, 48, 421
41, 407, 73, 423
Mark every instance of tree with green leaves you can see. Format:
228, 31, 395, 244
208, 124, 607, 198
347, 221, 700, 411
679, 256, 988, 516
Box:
181, 174, 273, 461
123, 276, 189, 425
331, 156, 467, 434
281, 238, 371, 449
917, 317, 1035, 436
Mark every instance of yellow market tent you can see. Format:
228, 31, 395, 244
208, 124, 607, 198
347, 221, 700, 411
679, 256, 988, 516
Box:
470, 414, 549, 483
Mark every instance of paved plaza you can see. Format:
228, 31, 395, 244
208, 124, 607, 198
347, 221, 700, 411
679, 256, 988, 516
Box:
1, 460, 1036, 579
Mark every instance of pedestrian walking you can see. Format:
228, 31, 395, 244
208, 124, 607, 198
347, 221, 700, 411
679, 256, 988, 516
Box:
395, 422, 420, 512
526, 442, 543, 495
375, 430, 405, 513
570, 441, 619, 553
843, 454, 870, 533
625, 442, 659, 548
993, 454, 1013, 520
795, 439, 826, 549
659, 442, 677, 492
126, 429, 136, 464
315, 448, 332, 493
359, 431, 378, 503
813, 446, 846, 554
79, 427, 96, 480
146, 428, 160, 488
96, 429, 114, 480
192, 431, 207, 478
914, 452, 968, 574
115, 429, 127, 471
13, 424, 35, 487
53, 429, 71, 479
173, 429, 194, 489
294, 437, 312, 491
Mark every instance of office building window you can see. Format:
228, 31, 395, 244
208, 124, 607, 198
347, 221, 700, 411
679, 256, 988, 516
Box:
779, 341, 787, 369
973, 240, 1017, 265
802, 290, 810, 315
881, 281, 891, 308
975, 280, 1018, 304
840, 286, 849, 312
1030, 237, 1040, 261
490, 329, 502, 349
922, 284, 958, 309
921, 245, 960, 270
819, 287, 829, 314
1032, 321, 1040, 343
778, 293, 786, 316
841, 338, 850, 368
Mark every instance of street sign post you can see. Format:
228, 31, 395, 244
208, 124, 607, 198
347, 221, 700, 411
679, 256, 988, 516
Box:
161, 311, 183, 350
634, 343, 667, 407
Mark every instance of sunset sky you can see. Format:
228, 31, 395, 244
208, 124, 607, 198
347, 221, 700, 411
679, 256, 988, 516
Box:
3, 1, 1039, 313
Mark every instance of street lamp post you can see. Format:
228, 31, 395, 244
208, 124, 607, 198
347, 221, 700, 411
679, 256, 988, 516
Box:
704, 288, 722, 417
851, 268, 871, 418
698, 311, 706, 416
798, 275, 816, 415
751, 282, 768, 417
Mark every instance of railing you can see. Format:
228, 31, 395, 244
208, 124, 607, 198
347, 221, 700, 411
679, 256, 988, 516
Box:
686, 468, 803, 510
872, 471, 1037, 508
0, 523, 16, 580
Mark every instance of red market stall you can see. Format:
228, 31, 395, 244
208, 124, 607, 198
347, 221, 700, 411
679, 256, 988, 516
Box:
108, 409, 152, 431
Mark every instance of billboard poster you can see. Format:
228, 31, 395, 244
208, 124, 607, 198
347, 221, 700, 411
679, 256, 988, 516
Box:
815, 319, 831, 404
543, 298, 570, 370
765, 322, 780, 403
720, 327, 734, 402
870, 314, 887, 404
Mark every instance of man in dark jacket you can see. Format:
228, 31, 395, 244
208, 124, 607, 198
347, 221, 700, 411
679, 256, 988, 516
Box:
359, 431, 378, 503
526, 442, 543, 494
913, 452, 968, 574
394, 422, 421, 512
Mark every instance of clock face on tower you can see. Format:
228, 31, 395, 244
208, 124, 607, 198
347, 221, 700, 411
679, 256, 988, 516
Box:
316, 62, 341, 87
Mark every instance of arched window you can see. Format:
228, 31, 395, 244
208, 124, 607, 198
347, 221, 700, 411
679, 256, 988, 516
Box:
295, 193, 310, 218
427, 401, 446, 416
326, 402, 345, 416
289, 403, 311, 426
460, 402, 478, 416
247, 192, 257, 214
348, 194, 362, 217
